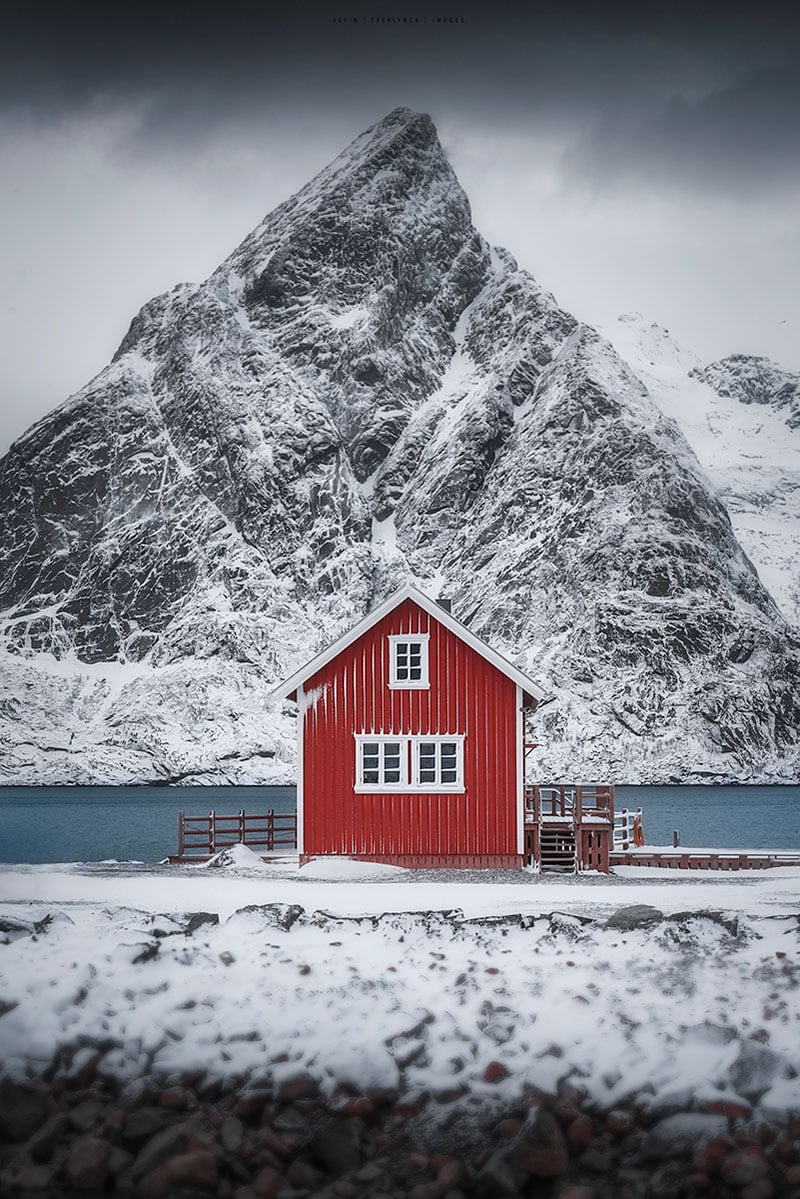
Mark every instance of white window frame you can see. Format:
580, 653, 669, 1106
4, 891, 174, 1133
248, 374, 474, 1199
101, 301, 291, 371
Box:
353, 734, 466, 793
410, 735, 465, 793
388, 634, 430, 689
354, 735, 408, 793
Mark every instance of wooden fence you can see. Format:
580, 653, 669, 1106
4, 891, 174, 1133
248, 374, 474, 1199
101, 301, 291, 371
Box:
173, 809, 297, 862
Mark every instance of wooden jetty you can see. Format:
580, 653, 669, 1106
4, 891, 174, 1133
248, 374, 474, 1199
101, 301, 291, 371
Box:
610, 847, 800, 871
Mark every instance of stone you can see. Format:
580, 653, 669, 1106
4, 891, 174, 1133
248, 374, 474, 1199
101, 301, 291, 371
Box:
136, 1148, 219, 1196
309, 1118, 363, 1175
0, 1080, 50, 1141
252, 1165, 289, 1197
64, 1135, 112, 1190
566, 1114, 595, 1151
720, 1147, 769, 1187
221, 1116, 245, 1154
12, 1163, 56, 1192
604, 905, 664, 930
123, 1106, 173, 1142
68, 1099, 107, 1132
741, 1180, 773, 1199
287, 1159, 326, 1188
506, 1107, 569, 1177
474, 1149, 528, 1197
484, 1062, 509, 1084
23, 1111, 69, 1161
131, 1117, 215, 1179
642, 1114, 729, 1161
728, 1041, 785, 1101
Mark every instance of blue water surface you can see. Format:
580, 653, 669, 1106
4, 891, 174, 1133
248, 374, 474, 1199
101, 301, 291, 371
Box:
0, 786, 296, 865
0, 784, 797, 864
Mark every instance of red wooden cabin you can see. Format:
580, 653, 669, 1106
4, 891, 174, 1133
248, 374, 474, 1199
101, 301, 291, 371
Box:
278, 585, 613, 871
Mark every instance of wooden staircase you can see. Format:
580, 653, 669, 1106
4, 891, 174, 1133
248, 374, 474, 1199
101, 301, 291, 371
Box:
539, 823, 576, 872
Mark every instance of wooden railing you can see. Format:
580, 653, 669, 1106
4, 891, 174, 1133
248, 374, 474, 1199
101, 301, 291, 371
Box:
174, 809, 297, 861
524, 784, 615, 825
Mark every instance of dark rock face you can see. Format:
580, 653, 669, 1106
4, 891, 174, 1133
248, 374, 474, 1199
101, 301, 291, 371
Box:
691, 354, 800, 429
0, 106, 799, 783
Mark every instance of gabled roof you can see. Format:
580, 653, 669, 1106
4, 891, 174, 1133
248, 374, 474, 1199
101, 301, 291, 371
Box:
277, 583, 550, 705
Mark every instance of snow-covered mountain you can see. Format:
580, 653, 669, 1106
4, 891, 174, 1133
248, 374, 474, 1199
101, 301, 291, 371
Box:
1, 108, 798, 785
601, 316, 800, 631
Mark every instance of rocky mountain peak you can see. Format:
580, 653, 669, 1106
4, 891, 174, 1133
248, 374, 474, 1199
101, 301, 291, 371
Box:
1, 109, 799, 786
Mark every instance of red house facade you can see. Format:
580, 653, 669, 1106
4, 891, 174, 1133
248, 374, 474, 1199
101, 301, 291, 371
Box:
279, 584, 618, 870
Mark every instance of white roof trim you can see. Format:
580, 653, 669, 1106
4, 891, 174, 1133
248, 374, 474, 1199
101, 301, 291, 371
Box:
276, 583, 549, 704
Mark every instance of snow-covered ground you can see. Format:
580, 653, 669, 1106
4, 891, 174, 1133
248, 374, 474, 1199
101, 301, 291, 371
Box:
1, 856, 799, 1122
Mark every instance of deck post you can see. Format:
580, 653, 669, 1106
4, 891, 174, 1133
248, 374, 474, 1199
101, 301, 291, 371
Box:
239, 809, 245, 845
177, 811, 184, 859
267, 809, 274, 852
209, 810, 215, 856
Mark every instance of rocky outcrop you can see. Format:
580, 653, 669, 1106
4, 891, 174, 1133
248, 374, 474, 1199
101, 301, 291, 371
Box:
691, 354, 800, 429
0, 107, 798, 783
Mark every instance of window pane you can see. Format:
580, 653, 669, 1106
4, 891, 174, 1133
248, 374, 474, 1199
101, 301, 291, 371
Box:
363, 770, 379, 783
384, 742, 400, 755
363, 743, 378, 755
409, 642, 421, 655
395, 645, 408, 663
419, 743, 435, 757
441, 769, 457, 783
396, 665, 408, 680
385, 770, 400, 783
409, 666, 422, 680
441, 742, 456, 755
420, 769, 436, 783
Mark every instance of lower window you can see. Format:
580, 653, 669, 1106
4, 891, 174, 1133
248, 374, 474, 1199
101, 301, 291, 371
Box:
354, 735, 464, 792
414, 739, 462, 787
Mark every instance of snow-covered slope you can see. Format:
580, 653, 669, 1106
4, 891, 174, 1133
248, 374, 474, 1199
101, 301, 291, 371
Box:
601, 316, 800, 631
1, 109, 799, 784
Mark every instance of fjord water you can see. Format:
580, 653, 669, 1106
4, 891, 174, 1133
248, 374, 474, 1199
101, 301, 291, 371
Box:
0, 784, 798, 864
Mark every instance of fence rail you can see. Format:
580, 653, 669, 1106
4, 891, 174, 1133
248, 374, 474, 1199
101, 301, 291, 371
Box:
174, 809, 297, 861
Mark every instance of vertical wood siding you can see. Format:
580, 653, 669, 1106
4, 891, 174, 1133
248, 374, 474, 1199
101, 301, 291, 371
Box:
301, 598, 519, 859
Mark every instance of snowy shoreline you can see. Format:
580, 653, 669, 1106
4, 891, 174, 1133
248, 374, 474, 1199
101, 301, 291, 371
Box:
1, 859, 799, 1194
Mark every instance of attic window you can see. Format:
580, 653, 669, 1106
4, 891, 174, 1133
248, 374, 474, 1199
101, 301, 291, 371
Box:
388, 635, 429, 689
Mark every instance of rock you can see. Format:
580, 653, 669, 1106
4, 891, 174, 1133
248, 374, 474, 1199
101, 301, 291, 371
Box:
604, 905, 664, 931
23, 1111, 69, 1160
606, 1109, 637, 1136
131, 1117, 215, 1179
68, 1099, 107, 1132
741, 1180, 773, 1199
159, 1086, 194, 1110
474, 1148, 528, 1197
720, 1146, 769, 1187
566, 1114, 595, 1151
728, 1041, 785, 1100
63, 1135, 112, 1189
506, 1107, 569, 1177
137, 1148, 219, 1196
123, 1106, 174, 1142
642, 1113, 728, 1161
276, 1072, 320, 1102
251, 1165, 289, 1197
12, 1163, 56, 1191
483, 1062, 509, 1084
309, 1118, 363, 1175
287, 1159, 326, 1188
184, 912, 220, 935
221, 1116, 245, 1154
0, 1080, 50, 1141
645, 1162, 691, 1198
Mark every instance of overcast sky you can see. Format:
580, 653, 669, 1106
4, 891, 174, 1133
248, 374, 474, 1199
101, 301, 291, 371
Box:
1, 0, 798, 455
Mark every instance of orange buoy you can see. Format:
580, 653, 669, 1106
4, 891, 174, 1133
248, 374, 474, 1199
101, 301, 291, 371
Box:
633, 814, 645, 847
